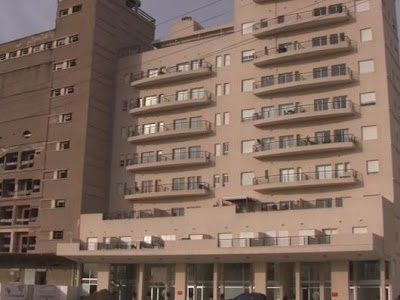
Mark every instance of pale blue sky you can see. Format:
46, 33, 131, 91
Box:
0, 0, 233, 43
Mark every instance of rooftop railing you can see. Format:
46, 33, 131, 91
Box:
103, 209, 184, 220
81, 240, 164, 251
218, 235, 331, 248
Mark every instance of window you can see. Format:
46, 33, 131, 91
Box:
223, 112, 230, 125
224, 83, 231, 95
22, 130, 32, 138
359, 59, 374, 74
330, 33, 345, 44
241, 172, 255, 186
323, 228, 338, 235
356, 0, 370, 12
222, 174, 229, 186
331, 64, 346, 76
57, 141, 70, 151
9, 51, 18, 58
72, 4, 82, 13
312, 36, 328, 47
353, 227, 368, 234
278, 72, 294, 84
242, 109, 255, 121
213, 174, 221, 188
362, 125, 378, 140
177, 62, 190, 72
360, 92, 376, 105
171, 208, 184, 216
0, 53, 6, 61
51, 231, 64, 240
216, 56, 223, 68
20, 48, 29, 56
224, 54, 231, 66
54, 199, 66, 208
176, 90, 189, 101
67, 59, 77, 68
215, 113, 222, 126
223, 142, 229, 156
242, 50, 255, 62
241, 22, 255, 35
216, 84, 223, 96
69, 35, 79, 43
242, 140, 255, 154
172, 178, 185, 191
328, 4, 343, 14
361, 28, 372, 42
56, 38, 66, 47
215, 144, 222, 157
316, 165, 333, 180
53, 62, 64, 71
242, 79, 254, 92
367, 160, 379, 174
313, 67, 328, 78
56, 170, 68, 179
313, 7, 327, 16
65, 86, 74, 95
191, 88, 204, 99
59, 9, 69, 17
59, 113, 72, 123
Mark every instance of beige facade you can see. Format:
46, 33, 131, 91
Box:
2, 0, 400, 299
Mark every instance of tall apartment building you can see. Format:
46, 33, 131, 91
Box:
0, 0, 155, 287
1, 0, 400, 299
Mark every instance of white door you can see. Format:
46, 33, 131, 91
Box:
24, 269, 36, 284
218, 233, 233, 248
87, 237, 98, 251
280, 168, 295, 182
316, 165, 332, 179
239, 232, 254, 247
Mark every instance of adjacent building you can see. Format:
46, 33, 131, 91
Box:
1, 0, 400, 299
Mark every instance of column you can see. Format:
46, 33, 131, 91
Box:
136, 264, 144, 300
380, 260, 386, 300
253, 262, 266, 295
96, 263, 111, 291
213, 263, 221, 300
175, 263, 186, 300
319, 264, 325, 300
331, 261, 349, 300
295, 262, 301, 300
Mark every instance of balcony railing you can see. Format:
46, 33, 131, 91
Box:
218, 235, 331, 248
129, 91, 212, 113
253, 170, 358, 186
103, 209, 184, 220
80, 240, 164, 251
254, 36, 352, 66
253, 67, 353, 95
245, 100, 354, 125
131, 62, 212, 87
253, 5, 350, 37
128, 151, 211, 166
130, 120, 212, 137
125, 182, 209, 196
253, 134, 355, 152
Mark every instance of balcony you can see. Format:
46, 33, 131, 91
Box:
251, 101, 355, 127
254, 38, 353, 67
218, 235, 331, 248
128, 120, 212, 143
253, 5, 350, 38
253, 67, 354, 96
253, 134, 356, 159
124, 183, 210, 201
131, 62, 212, 88
127, 151, 211, 172
129, 91, 213, 116
253, 170, 359, 192
103, 208, 184, 220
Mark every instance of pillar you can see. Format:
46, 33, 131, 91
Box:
380, 260, 386, 300
136, 264, 144, 300
295, 262, 301, 300
253, 262, 266, 295
175, 263, 186, 300
97, 263, 111, 291
319, 264, 325, 300
331, 261, 349, 300
213, 263, 221, 300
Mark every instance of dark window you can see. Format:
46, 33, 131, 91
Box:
72, 4, 82, 13
52, 231, 64, 240
328, 4, 343, 14
313, 7, 327, 16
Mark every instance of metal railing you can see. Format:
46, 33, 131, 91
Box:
125, 182, 210, 195
254, 36, 351, 59
130, 91, 212, 110
103, 209, 184, 220
130, 120, 212, 137
128, 151, 211, 165
254, 67, 352, 89
253, 134, 355, 152
81, 240, 164, 251
218, 235, 331, 248
253, 4, 349, 31
253, 169, 358, 185
243, 100, 353, 122
132, 61, 212, 81
235, 198, 342, 214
